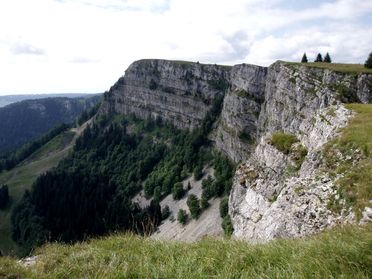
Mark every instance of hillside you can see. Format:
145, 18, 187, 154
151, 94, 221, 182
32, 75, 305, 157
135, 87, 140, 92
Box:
0, 95, 101, 154
1, 225, 371, 278
2, 59, 371, 262
0, 94, 98, 108
0, 123, 89, 255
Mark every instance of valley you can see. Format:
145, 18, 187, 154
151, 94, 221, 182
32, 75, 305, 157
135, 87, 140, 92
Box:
0, 123, 89, 255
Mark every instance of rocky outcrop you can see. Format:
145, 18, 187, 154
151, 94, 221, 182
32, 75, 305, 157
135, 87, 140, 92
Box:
213, 65, 267, 162
257, 62, 371, 136
100, 59, 372, 242
100, 59, 230, 129
229, 105, 355, 241
228, 62, 371, 241
101, 60, 371, 161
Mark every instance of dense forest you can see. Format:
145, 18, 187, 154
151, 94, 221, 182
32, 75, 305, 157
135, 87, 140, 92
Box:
11, 97, 235, 253
0, 95, 101, 154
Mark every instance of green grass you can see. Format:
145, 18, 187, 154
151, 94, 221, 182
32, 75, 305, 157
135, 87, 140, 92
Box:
284, 61, 372, 74
0, 130, 77, 255
138, 59, 233, 70
0, 225, 371, 278
324, 104, 372, 219
269, 132, 299, 154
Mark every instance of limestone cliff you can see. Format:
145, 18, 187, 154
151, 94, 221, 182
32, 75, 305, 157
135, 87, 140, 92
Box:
100, 59, 230, 129
100, 59, 372, 241
229, 62, 371, 241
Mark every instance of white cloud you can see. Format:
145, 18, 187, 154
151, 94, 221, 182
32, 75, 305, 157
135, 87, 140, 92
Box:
0, 0, 371, 94
10, 42, 46, 56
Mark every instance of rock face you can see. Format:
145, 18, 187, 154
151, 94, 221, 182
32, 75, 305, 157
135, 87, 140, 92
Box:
229, 105, 355, 241
228, 63, 371, 241
100, 59, 230, 129
101, 59, 372, 242
214, 65, 267, 162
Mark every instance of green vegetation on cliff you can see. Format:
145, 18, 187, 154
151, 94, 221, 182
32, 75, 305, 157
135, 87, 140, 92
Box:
285, 61, 372, 74
0, 225, 370, 278
324, 104, 372, 219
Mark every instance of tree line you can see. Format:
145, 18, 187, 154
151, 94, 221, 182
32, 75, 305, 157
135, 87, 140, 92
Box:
301, 52, 372, 69
301, 52, 332, 63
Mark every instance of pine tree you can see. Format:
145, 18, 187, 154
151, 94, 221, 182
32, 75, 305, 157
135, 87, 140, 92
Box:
200, 194, 209, 209
172, 182, 185, 200
301, 53, 308, 63
365, 53, 372, 69
324, 52, 332, 63
161, 205, 171, 220
187, 194, 201, 219
315, 53, 323, 62
177, 209, 188, 225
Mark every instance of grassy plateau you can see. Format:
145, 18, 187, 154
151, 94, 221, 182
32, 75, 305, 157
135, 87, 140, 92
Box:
0, 224, 371, 278
284, 62, 372, 74
324, 104, 372, 219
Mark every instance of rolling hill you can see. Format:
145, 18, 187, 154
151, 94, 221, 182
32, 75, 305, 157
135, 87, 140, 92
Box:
0, 95, 101, 154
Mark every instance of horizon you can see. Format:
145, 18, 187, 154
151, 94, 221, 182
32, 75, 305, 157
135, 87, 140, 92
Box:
0, 92, 101, 96
1, 0, 371, 95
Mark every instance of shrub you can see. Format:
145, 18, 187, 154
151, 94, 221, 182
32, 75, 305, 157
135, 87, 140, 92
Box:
291, 144, 308, 169
200, 194, 210, 209
201, 175, 219, 200
365, 53, 372, 69
177, 209, 188, 225
219, 196, 229, 218
172, 182, 185, 200
187, 194, 201, 219
193, 165, 203, 181
269, 132, 298, 154
222, 215, 233, 236
161, 205, 171, 220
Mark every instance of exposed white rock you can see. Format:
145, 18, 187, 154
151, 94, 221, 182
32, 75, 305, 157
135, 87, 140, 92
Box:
229, 104, 356, 241
18, 256, 38, 267
151, 168, 223, 241
360, 207, 372, 224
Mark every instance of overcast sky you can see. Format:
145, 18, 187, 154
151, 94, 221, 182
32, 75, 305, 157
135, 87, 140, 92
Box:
0, 0, 371, 95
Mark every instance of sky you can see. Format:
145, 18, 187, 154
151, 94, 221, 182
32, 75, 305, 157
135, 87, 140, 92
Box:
0, 0, 371, 95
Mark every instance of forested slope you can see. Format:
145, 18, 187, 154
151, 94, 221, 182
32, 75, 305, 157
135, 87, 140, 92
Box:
0, 95, 100, 154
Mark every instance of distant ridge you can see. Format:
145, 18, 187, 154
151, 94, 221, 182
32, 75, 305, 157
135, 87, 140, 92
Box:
0, 93, 100, 108
0, 95, 101, 154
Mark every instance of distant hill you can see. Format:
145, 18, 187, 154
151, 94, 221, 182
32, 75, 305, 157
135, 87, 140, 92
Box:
0, 95, 101, 154
0, 94, 98, 108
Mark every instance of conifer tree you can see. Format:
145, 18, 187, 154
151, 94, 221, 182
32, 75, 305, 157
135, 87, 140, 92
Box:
187, 194, 201, 219
324, 52, 332, 63
315, 53, 323, 62
365, 53, 372, 69
177, 209, 188, 225
301, 53, 308, 63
